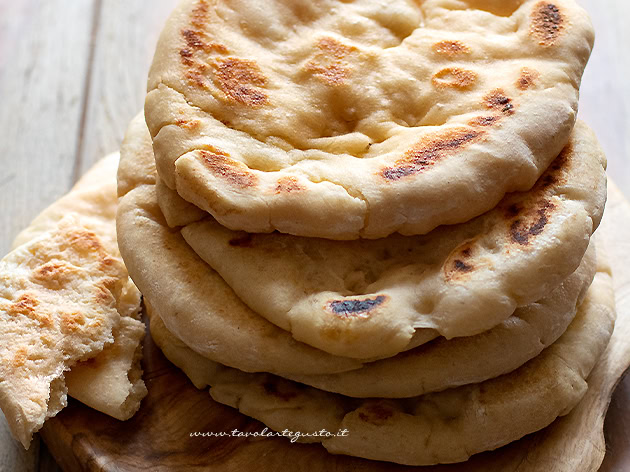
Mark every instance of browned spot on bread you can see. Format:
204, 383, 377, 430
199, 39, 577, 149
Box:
510, 199, 555, 245
468, 115, 502, 127
12, 347, 28, 369
66, 229, 103, 253
453, 260, 473, 272
381, 128, 484, 180
61, 311, 87, 334
212, 57, 268, 107
190, 0, 209, 28
275, 176, 305, 194
198, 148, 258, 188
228, 233, 254, 248
484, 89, 515, 115
358, 402, 394, 425
432, 40, 471, 57
263, 381, 298, 401
530, 2, 564, 46
327, 295, 387, 318
432, 68, 477, 89
32, 261, 77, 290
176, 119, 201, 130
185, 67, 210, 90
517, 67, 540, 90
305, 37, 357, 86
181, 29, 228, 55
506, 204, 522, 218
445, 241, 478, 281
7, 293, 53, 328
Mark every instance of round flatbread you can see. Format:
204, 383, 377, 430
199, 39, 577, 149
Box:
147, 265, 615, 465
180, 120, 606, 358
146, 0, 594, 239
117, 184, 364, 375
285, 241, 596, 397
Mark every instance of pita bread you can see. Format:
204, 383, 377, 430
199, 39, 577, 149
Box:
146, 0, 594, 239
117, 113, 157, 198
179, 120, 606, 358
285, 241, 596, 397
1, 155, 146, 448
117, 184, 364, 375
146, 264, 615, 465
147, 242, 595, 399
0, 217, 128, 448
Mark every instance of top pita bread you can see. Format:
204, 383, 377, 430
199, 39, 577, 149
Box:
146, 0, 594, 239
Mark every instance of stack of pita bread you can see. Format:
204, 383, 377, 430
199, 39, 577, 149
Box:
0, 0, 617, 467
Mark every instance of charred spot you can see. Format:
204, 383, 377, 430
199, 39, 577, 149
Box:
517, 67, 540, 90
263, 381, 298, 401
454, 259, 473, 272
305, 37, 357, 86
484, 90, 515, 115
381, 166, 416, 180
550, 143, 572, 171
432, 40, 471, 57
468, 115, 501, 127
228, 233, 254, 248
275, 176, 305, 194
461, 247, 472, 258
530, 2, 564, 46
198, 148, 258, 188
540, 174, 556, 188
506, 204, 522, 217
381, 128, 483, 180
212, 57, 268, 107
358, 402, 394, 425
329, 295, 387, 317
510, 200, 555, 245
432, 68, 477, 90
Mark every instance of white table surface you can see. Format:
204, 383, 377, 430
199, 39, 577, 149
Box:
0, 1, 628, 470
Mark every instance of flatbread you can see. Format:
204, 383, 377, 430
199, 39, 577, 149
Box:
0, 217, 128, 448
180, 120, 606, 358
147, 242, 595, 398
117, 184, 364, 375
146, 0, 594, 239
147, 264, 615, 465
1, 155, 146, 448
286, 241, 596, 397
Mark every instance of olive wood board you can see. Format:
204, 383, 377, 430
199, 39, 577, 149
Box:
39, 180, 630, 472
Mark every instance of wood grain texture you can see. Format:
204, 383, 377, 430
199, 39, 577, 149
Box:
35, 183, 630, 471
578, 0, 630, 200
0, 0, 97, 258
74, 0, 176, 178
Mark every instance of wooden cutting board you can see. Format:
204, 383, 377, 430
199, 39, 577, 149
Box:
39, 181, 630, 472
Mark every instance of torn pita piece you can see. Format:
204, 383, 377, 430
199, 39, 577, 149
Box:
0, 153, 145, 449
